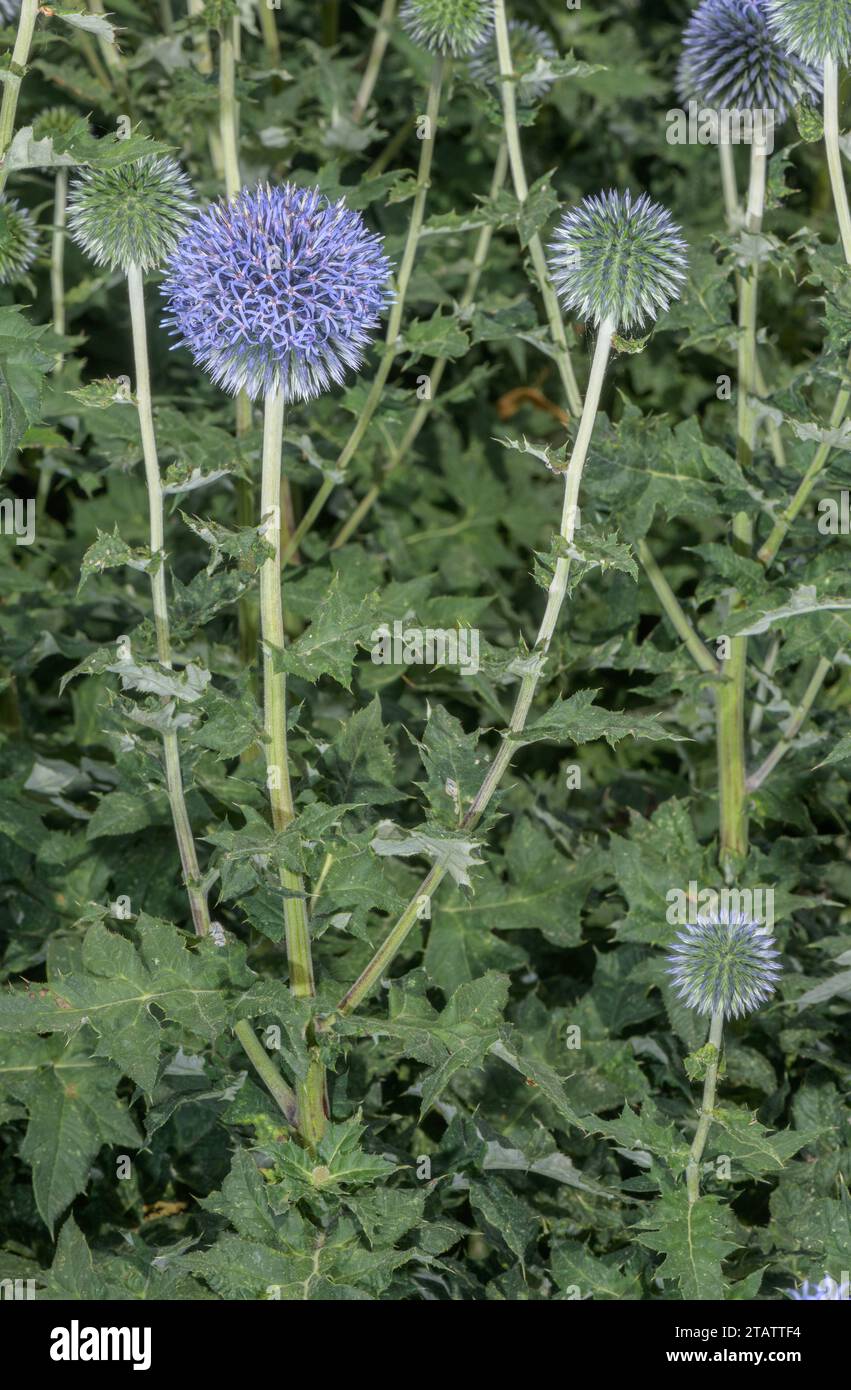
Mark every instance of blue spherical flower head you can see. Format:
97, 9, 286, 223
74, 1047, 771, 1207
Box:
0, 197, 38, 285
767, 0, 851, 68
469, 21, 559, 104
400, 0, 493, 57
681, 0, 822, 119
161, 183, 393, 403
667, 908, 781, 1020
787, 1274, 850, 1300
549, 190, 687, 332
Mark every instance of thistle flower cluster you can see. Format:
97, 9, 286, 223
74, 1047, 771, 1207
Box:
667, 909, 781, 1020
787, 1274, 850, 1300
767, 0, 851, 68
33, 105, 83, 144
68, 156, 194, 274
0, 197, 38, 285
161, 183, 393, 403
468, 21, 559, 104
680, 0, 821, 120
549, 189, 688, 332
400, 0, 493, 57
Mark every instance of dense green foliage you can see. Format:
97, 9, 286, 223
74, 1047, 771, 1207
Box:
0, 0, 849, 1301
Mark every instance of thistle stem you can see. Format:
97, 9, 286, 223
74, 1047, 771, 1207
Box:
685, 1009, 723, 1206
717, 140, 766, 880
718, 139, 739, 230
758, 68, 851, 570
51, 168, 67, 368
0, 0, 39, 194
493, 0, 581, 419
219, 18, 241, 201
824, 57, 851, 263
637, 539, 719, 677
746, 656, 833, 792
352, 0, 396, 123
281, 53, 445, 564
332, 139, 510, 547
233, 1019, 297, 1124
337, 316, 615, 1018
126, 264, 210, 938
257, 0, 280, 66
259, 390, 325, 1147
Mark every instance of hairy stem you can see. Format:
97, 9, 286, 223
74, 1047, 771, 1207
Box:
746, 656, 833, 792
281, 53, 445, 563
337, 316, 615, 1018
0, 0, 39, 193
824, 56, 851, 263
493, 0, 581, 419
637, 539, 719, 676
51, 168, 67, 368
758, 71, 851, 569
127, 264, 210, 937
260, 390, 325, 1146
685, 1009, 724, 1205
332, 140, 510, 547
257, 0, 281, 66
717, 141, 766, 879
352, 0, 396, 123
233, 1019, 297, 1124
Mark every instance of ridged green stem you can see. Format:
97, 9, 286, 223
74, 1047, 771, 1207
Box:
233, 1019, 297, 1124
337, 316, 615, 1018
758, 65, 851, 569
127, 264, 211, 938
352, 0, 396, 122
258, 0, 281, 66
685, 1009, 723, 1205
637, 539, 719, 676
0, 0, 39, 193
332, 140, 510, 547
746, 656, 833, 792
718, 141, 766, 880
493, 0, 581, 419
259, 390, 325, 1147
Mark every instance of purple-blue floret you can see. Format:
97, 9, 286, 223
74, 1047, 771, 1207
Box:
160, 182, 393, 403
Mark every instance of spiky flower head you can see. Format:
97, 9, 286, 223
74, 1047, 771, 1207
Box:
68, 156, 194, 274
666, 908, 781, 1020
549, 189, 687, 332
400, 0, 493, 56
33, 105, 83, 143
468, 21, 559, 104
0, 197, 38, 285
681, 0, 822, 120
787, 1275, 850, 1301
161, 182, 393, 403
766, 0, 851, 68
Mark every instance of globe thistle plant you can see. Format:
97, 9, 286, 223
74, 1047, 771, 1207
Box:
766, 0, 851, 68
163, 182, 391, 1144
469, 21, 558, 104
787, 1274, 850, 1300
0, 195, 37, 284
667, 908, 781, 1205
68, 153, 210, 939
68, 156, 194, 274
161, 182, 392, 403
667, 909, 781, 1020
549, 189, 688, 334
400, 0, 493, 56
681, 0, 821, 119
